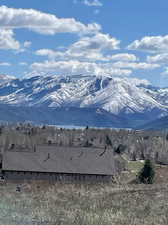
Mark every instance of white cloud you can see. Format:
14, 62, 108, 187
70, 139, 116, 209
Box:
69, 33, 120, 52
36, 33, 120, 62
0, 29, 20, 50
36, 49, 138, 64
19, 62, 28, 66
66, 33, 120, 61
36, 48, 105, 62
0, 29, 31, 52
83, 0, 103, 7
160, 67, 168, 77
23, 41, 31, 48
74, 0, 103, 7
14, 41, 32, 53
112, 61, 160, 70
0, 62, 11, 66
30, 60, 132, 76
36, 49, 60, 58
161, 68, 168, 76
34, 37, 159, 76
107, 53, 138, 62
123, 77, 151, 86
147, 53, 168, 64
128, 35, 168, 53
0, 5, 101, 35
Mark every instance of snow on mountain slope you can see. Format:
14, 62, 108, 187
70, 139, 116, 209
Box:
0, 74, 167, 118
0, 74, 15, 84
141, 85, 168, 107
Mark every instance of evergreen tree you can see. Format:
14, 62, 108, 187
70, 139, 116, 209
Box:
105, 135, 112, 146
138, 159, 155, 184
114, 144, 127, 154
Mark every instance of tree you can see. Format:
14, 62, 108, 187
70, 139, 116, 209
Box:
114, 144, 127, 154
138, 159, 155, 184
166, 133, 168, 141
83, 139, 92, 147
85, 126, 89, 130
105, 135, 112, 147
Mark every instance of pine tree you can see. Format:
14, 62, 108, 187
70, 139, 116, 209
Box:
105, 135, 112, 146
138, 159, 155, 184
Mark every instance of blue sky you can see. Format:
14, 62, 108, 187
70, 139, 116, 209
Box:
0, 0, 168, 86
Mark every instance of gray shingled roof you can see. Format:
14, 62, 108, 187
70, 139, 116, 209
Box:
2, 146, 116, 175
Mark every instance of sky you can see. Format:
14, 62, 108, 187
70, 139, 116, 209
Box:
0, 0, 168, 87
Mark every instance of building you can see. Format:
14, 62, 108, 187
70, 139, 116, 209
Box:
1, 145, 125, 181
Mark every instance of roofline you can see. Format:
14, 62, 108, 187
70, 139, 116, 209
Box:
2, 169, 114, 176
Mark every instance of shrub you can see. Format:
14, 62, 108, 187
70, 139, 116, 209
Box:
114, 144, 127, 154
138, 159, 155, 184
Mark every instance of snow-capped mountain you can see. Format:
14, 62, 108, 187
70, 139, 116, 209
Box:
0, 74, 166, 112
0, 74, 168, 127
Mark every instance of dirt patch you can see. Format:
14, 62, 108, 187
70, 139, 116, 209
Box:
154, 165, 168, 183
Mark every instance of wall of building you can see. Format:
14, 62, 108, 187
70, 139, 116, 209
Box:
3, 171, 112, 182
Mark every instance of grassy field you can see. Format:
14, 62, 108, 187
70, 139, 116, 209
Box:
1, 163, 168, 225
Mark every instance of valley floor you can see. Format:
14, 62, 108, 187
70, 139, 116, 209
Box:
0, 163, 168, 225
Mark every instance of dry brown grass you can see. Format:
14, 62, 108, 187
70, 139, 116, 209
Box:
0, 179, 168, 225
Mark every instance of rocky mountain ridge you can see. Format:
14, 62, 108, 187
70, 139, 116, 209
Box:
0, 74, 168, 128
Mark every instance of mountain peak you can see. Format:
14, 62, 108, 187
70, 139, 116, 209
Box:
0, 74, 167, 126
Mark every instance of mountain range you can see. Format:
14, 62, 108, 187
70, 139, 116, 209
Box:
0, 74, 168, 129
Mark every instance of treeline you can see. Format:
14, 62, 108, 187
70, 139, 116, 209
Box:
0, 123, 168, 165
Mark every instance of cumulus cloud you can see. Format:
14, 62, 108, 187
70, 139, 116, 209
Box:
127, 35, 168, 53
107, 53, 138, 62
0, 29, 20, 50
30, 60, 132, 76
36, 49, 138, 64
36, 49, 61, 58
112, 61, 160, 70
36, 33, 120, 62
0, 5, 101, 35
147, 53, 168, 64
36, 48, 105, 62
69, 33, 120, 52
66, 33, 120, 61
35, 40, 159, 74
0, 28, 31, 52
